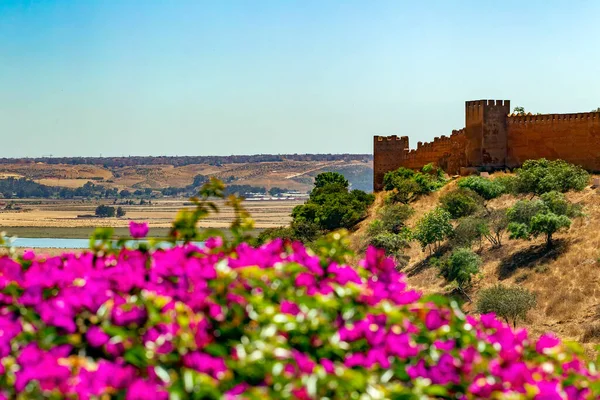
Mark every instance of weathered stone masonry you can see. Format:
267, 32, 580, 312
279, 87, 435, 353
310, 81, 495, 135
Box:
373, 100, 600, 191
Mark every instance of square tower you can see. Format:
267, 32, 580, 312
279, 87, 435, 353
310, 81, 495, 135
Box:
373, 135, 409, 191
465, 100, 511, 168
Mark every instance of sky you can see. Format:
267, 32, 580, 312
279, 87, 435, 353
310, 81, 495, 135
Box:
1, 0, 599, 157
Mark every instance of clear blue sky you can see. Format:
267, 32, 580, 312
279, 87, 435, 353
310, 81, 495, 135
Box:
1, 0, 599, 157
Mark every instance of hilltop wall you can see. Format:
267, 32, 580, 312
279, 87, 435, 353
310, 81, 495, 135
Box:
507, 112, 600, 170
373, 99, 600, 191
401, 129, 467, 174
373, 129, 466, 190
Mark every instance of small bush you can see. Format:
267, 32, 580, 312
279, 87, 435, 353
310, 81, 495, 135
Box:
515, 158, 589, 195
368, 231, 411, 268
436, 248, 481, 294
457, 176, 505, 201
451, 216, 487, 249
256, 226, 296, 244
481, 208, 508, 248
367, 219, 387, 237
540, 190, 583, 218
413, 207, 453, 253
376, 203, 414, 233
534, 265, 549, 274
439, 188, 483, 219
515, 273, 529, 283
256, 220, 321, 245
383, 165, 446, 204
476, 285, 537, 328
385, 179, 422, 204
493, 175, 519, 195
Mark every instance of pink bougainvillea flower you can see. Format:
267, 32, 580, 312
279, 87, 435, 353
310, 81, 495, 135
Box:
292, 350, 315, 374
129, 221, 149, 239
536, 333, 561, 354
183, 351, 227, 379
225, 383, 249, 399
126, 379, 168, 400
280, 300, 301, 316
0, 234, 598, 399
204, 236, 224, 249
22, 250, 35, 261
86, 326, 110, 347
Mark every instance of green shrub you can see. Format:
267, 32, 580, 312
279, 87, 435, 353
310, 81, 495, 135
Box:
255, 221, 321, 245
367, 219, 387, 237
480, 208, 508, 248
314, 171, 349, 189
368, 231, 411, 268
256, 226, 296, 244
385, 179, 422, 204
413, 207, 453, 253
507, 191, 578, 248
383, 165, 446, 204
451, 216, 487, 248
476, 285, 537, 328
376, 203, 414, 233
528, 213, 571, 246
457, 175, 505, 201
436, 248, 481, 294
515, 158, 589, 195
540, 190, 583, 217
439, 188, 483, 219
292, 173, 374, 231
493, 175, 519, 195
95, 204, 115, 218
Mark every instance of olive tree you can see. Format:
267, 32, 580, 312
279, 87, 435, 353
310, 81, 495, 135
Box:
476, 285, 537, 328
507, 191, 580, 248
436, 248, 480, 299
413, 207, 453, 254
439, 188, 483, 219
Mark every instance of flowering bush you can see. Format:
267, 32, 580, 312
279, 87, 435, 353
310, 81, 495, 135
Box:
0, 181, 598, 399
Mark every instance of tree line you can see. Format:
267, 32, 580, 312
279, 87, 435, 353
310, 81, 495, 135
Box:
0, 154, 372, 168
0, 176, 296, 200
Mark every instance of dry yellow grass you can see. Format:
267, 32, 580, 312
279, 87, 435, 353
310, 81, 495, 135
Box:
34, 178, 92, 188
355, 175, 600, 353
0, 199, 301, 229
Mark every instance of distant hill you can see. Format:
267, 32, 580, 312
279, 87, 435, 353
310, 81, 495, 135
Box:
0, 155, 374, 195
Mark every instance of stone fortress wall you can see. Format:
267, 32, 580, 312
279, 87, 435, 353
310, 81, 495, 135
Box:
373, 100, 600, 191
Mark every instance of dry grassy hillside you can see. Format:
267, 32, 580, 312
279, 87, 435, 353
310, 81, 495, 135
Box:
354, 176, 600, 353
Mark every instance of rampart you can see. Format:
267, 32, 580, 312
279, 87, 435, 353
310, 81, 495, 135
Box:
507, 112, 600, 171
373, 99, 600, 190
373, 129, 466, 191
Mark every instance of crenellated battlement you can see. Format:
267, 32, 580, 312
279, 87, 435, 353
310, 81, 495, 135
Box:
373, 99, 600, 190
507, 112, 600, 124
466, 99, 510, 108
375, 135, 410, 141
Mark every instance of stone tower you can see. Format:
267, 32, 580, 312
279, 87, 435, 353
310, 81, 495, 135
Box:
373, 135, 409, 191
465, 100, 511, 168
